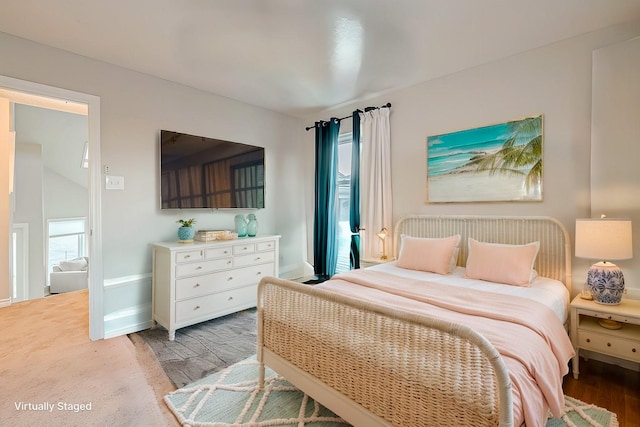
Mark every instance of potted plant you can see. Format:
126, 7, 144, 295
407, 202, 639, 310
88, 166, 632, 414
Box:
177, 218, 196, 243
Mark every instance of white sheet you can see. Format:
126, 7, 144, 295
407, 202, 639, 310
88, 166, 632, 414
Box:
368, 262, 570, 323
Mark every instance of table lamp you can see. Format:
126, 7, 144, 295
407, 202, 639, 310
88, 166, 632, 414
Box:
377, 228, 388, 260
575, 216, 633, 309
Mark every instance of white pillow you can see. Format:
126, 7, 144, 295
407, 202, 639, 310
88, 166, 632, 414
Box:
465, 238, 539, 286
397, 234, 461, 275
58, 258, 88, 272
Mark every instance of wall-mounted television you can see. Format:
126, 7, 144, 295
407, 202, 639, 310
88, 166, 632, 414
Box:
160, 130, 265, 209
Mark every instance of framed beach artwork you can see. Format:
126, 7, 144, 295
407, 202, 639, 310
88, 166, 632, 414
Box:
426, 115, 543, 203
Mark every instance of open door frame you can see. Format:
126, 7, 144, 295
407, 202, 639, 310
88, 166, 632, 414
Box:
0, 75, 104, 340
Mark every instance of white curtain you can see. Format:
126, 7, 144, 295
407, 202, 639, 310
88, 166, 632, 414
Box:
360, 108, 392, 260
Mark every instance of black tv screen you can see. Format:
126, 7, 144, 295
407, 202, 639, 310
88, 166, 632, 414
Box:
160, 130, 265, 209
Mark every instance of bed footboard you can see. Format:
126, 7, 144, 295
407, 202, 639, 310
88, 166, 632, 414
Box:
257, 277, 514, 427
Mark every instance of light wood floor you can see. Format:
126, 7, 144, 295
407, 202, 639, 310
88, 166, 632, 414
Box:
563, 357, 640, 427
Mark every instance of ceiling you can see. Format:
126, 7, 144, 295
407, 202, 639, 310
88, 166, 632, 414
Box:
1, 0, 640, 118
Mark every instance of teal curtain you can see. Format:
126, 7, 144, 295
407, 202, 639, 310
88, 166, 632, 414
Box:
349, 111, 361, 269
313, 118, 340, 277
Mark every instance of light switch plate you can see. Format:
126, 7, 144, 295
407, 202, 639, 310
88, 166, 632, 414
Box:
105, 175, 125, 190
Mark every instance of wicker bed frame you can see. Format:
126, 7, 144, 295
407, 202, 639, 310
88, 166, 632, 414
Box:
257, 215, 572, 427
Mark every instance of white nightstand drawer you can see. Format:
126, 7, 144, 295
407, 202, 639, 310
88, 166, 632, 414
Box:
175, 250, 203, 263
579, 308, 637, 324
175, 257, 233, 278
175, 285, 257, 323
578, 331, 640, 362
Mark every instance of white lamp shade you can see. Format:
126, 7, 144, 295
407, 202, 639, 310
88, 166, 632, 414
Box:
575, 218, 633, 261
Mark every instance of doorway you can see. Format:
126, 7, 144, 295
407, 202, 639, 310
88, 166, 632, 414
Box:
0, 75, 103, 340
11, 223, 28, 303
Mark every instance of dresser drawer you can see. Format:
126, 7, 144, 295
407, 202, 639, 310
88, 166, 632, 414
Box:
205, 246, 233, 259
578, 330, 640, 363
257, 240, 276, 252
233, 243, 255, 255
175, 263, 274, 300
234, 251, 275, 268
175, 250, 203, 263
175, 257, 233, 278
175, 285, 257, 323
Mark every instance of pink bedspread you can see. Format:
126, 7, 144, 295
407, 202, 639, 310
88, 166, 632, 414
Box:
320, 270, 575, 427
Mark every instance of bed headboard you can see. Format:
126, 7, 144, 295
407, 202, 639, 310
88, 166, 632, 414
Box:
393, 215, 572, 291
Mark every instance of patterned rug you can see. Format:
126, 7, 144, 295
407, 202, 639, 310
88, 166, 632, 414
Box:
164, 357, 619, 427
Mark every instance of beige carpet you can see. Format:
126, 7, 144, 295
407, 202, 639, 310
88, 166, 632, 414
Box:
0, 290, 179, 426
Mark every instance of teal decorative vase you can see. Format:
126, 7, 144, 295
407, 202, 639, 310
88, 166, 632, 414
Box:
247, 214, 258, 237
235, 214, 248, 237
178, 226, 195, 242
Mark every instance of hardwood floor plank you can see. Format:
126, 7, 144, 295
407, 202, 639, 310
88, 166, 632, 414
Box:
563, 357, 640, 427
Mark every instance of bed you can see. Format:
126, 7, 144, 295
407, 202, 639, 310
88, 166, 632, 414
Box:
257, 215, 575, 427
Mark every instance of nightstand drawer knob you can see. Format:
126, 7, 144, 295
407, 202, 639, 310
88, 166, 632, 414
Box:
586, 338, 591, 343
633, 348, 637, 353
607, 342, 611, 347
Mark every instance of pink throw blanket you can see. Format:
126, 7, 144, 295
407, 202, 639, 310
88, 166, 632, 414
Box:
320, 270, 575, 427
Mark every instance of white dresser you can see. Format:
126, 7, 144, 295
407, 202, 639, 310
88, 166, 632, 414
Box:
151, 235, 280, 340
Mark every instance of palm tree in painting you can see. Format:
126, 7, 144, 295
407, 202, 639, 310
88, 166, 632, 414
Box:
465, 116, 542, 194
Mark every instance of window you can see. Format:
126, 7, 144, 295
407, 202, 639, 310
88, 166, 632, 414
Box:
81, 141, 89, 168
48, 218, 87, 280
232, 161, 265, 208
336, 132, 353, 273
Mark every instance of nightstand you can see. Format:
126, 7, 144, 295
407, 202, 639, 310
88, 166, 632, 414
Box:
570, 295, 640, 379
360, 257, 395, 268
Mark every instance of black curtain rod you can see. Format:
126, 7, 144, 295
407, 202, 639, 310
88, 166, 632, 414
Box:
305, 102, 391, 131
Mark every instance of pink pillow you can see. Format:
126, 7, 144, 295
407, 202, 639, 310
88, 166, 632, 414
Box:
397, 234, 461, 274
465, 238, 540, 286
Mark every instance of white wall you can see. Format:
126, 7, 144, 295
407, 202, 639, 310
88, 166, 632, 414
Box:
591, 36, 640, 292
302, 21, 640, 297
0, 31, 307, 335
14, 142, 45, 298
0, 99, 10, 304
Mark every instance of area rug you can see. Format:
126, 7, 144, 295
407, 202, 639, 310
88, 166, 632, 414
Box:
165, 357, 619, 427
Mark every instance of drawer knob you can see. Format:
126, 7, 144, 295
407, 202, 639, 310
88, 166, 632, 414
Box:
185, 255, 191, 259
256, 271, 262, 275
255, 257, 261, 261
194, 305, 200, 310
607, 342, 611, 347
227, 260, 232, 264
196, 266, 202, 270
633, 348, 637, 353
194, 283, 200, 288
228, 296, 234, 301
228, 276, 233, 281
586, 338, 590, 343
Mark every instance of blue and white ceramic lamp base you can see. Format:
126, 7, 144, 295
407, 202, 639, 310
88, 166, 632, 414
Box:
587, 262, 625, 305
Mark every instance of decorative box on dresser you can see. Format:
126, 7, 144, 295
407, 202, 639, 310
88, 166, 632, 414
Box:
152, 235, 280, 340
570, 294, 640, 379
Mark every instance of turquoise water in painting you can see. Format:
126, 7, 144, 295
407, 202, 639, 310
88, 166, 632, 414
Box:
427, 121, 522, 176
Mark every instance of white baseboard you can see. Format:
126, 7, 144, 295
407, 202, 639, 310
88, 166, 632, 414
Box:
104, 302, 153, 339
103, 275, 153, 338
0, 298, 10, 308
